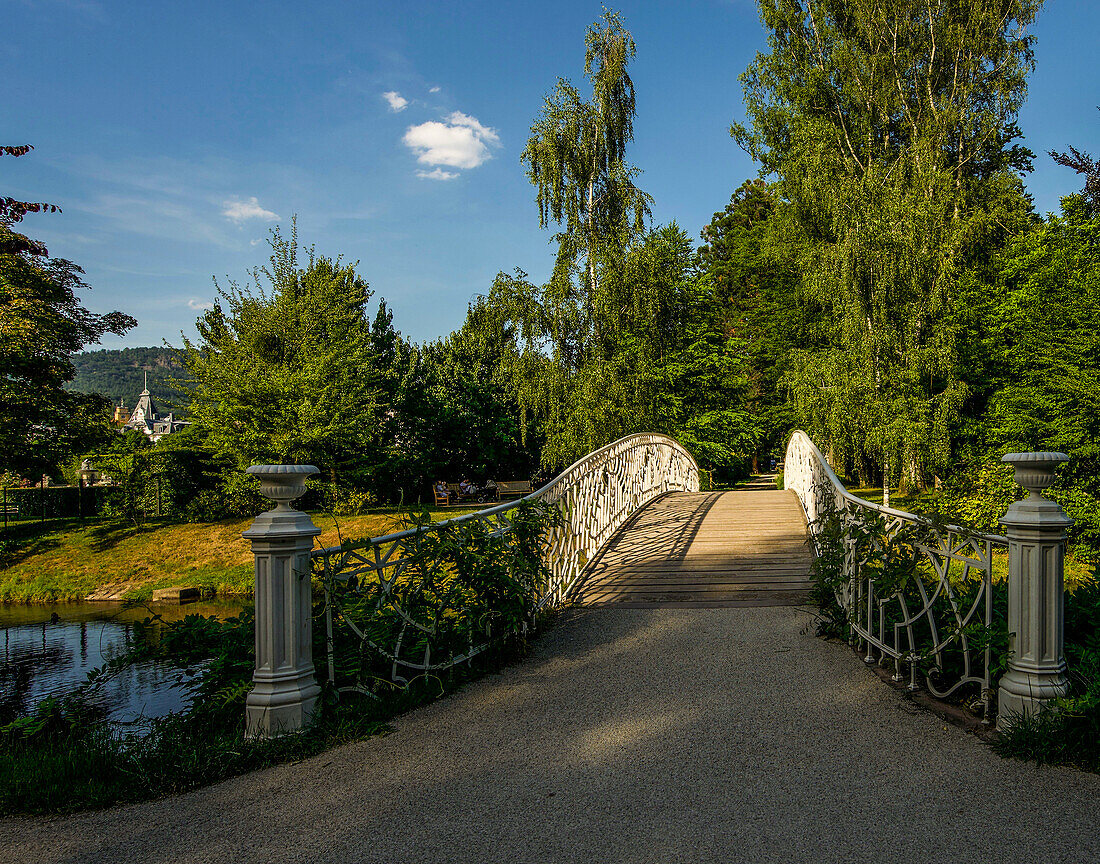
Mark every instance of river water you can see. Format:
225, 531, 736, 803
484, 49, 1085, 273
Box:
0, 599, 248, 728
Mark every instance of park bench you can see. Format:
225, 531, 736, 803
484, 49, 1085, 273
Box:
432, 483, 462, 506
495, 479, 532, 500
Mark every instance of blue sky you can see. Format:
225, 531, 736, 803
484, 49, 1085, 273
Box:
5, 0, 1098, 350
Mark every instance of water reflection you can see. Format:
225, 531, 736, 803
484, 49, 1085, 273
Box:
0, 599, 248, 727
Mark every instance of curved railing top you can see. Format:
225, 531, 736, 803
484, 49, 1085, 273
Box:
784, 429, 1007, 545
314, 433, 700, 555
311, 432, 699, 688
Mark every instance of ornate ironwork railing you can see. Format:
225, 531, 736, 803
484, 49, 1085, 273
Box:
784, 430, 1007, 720
313, 434, 699, 694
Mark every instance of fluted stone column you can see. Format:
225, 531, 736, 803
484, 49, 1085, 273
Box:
997, 452, 1073, 732
243, 465, 322, 739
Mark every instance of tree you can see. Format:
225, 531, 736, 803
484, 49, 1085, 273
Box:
520, 8, 652, 350
182, 224, 387, 483
497, 11, 664, 466
378, 297, 540, 500
0, 145, 135, 478
1050, 107, 1100, 218
984, 198, 1100, 556
697, 180, 805, 464
734, 0, 1041, 501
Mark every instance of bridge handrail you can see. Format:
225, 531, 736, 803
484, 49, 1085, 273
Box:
784, 429, 1006, 720
313, 433, 699, 690
783, 429, 1007, 546
313, 433, 698, 557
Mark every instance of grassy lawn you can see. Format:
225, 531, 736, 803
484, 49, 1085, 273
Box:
0, 506, 482, 603
844, 486, 1096, 592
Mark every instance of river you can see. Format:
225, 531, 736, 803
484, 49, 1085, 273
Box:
0, 599, 248, 728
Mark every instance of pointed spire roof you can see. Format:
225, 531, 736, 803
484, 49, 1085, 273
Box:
126, 370, 159, 430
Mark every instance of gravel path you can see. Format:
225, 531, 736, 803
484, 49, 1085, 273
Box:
4, 605, 1100, 863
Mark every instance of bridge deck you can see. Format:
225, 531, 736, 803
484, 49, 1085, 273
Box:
573, 485, 814, 607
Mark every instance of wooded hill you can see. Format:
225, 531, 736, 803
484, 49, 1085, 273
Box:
66, 347, 189, 412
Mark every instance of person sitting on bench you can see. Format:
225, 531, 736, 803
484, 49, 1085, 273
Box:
433, 480, 451, 505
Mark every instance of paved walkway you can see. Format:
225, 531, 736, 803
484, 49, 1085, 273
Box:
4, 606, 1099, 863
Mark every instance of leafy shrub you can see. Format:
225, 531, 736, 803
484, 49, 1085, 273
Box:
995, 574, 1100, 771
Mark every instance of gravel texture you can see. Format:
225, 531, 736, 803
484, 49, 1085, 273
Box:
3, 605, 1100, 863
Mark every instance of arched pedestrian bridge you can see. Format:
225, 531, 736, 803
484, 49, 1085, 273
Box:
11, 434, 1094, 864
302, 434, 816, 706
251, 430, 1070, 741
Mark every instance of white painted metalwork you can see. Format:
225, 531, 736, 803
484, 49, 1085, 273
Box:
784, 430, 1007, 719
314, 434, 699, 692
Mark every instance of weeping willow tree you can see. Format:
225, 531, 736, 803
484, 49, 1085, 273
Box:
735, 0, 1040, 500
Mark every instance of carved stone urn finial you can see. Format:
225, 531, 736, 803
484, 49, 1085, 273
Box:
246, 464, 318, 510
1001, 451, 1069, 499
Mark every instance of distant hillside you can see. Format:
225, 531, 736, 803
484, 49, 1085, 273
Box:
67, 347, 190, 413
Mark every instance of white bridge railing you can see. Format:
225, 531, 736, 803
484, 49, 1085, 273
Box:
241, 434, 698, 736
784, 430, 1072, 729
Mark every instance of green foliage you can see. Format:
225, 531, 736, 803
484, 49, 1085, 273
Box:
521, 9, 651, 301
982, 204, 1100, 559
0, 146, 135, 479
806, 504, 849, 639
377, 296, 539, 500
66, 347, 188, 413
735, 0, 1041, 496
323, 499, 562, 696
807, 498, 1009, 697
697, 179, 803, 460
82, 426, 263, 524
503, 11, 766, 471
995, 575, 1100, 771
182, 222, 392, 482
486, 220, 762, 475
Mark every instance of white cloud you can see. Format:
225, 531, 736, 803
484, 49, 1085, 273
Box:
429, 86, 441, 93
222, 196, 279, 224
187, 298, 215, 311
402, 111, 500, 172
416, 168, 459, 181
382, 90, 408, 112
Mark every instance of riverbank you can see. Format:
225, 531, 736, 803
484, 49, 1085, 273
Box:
0, 507, 479, 603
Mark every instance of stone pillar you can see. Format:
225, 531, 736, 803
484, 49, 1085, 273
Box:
996, 452, 1073, 732
242, 465, 322, 739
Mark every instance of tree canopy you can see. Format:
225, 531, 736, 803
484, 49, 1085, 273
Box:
734, 0, 1042, 500
0, 145, 135, 478
182, 224, 388, 482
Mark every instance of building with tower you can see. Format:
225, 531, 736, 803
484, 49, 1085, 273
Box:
122, 373, 188, 442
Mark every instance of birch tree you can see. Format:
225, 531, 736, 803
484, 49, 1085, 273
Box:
521, 9, 651, 358
734, 0, 1041, 501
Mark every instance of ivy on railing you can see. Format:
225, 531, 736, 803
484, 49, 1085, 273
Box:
316, 499, 563, 698
311, 434, 698, 700
787, 431, 1007, 721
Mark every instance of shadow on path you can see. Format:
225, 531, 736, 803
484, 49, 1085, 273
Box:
4, 605, 1099, 864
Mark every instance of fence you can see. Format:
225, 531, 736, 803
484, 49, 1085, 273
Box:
784, 430, 1072, 731
0, 481, 172, 529
240, 434, 700, 738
